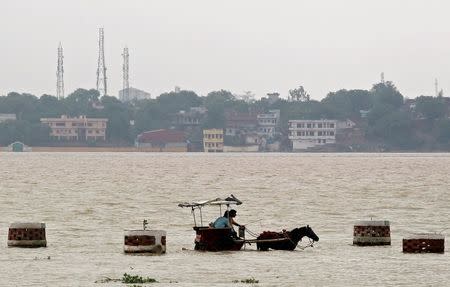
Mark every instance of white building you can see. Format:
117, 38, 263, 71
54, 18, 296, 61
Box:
0, 113, 16, 123
288, 119, 337, 151
257, 109, 280, 138
119, 87, 151, 102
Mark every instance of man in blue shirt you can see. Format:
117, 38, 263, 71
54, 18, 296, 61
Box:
213, 209, 242, 228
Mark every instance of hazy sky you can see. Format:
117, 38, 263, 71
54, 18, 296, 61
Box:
1, 0, 449, 100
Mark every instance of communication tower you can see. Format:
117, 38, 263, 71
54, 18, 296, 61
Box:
56, 43, 64, 99
96, 28, 107, 96
122, 47, 129, 101
435, 78, 438, 97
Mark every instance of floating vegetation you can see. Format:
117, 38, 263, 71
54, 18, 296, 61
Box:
122, 273, 158, 284
232, 277, 259, 284
95, 273, 158, 284
95, 277, 121, 283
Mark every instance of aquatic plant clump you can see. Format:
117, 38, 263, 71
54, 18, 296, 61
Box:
122, 273, 158, 284
232, 277, 259, 284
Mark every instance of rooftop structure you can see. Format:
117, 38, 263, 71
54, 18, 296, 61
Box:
119, 87, 151, 102
174, 107, 207, 127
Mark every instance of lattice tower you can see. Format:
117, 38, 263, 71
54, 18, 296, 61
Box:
96, 28, 107, 96
122, 47, 129, 101
56, 42, 64, 99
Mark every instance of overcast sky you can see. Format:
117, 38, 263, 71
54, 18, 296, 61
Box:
1, 0, 449, 100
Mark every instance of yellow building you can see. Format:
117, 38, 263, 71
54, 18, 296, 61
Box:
41, 115, 108, 141
203, 128, 224, 152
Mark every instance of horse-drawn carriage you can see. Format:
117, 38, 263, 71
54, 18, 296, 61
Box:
178, 195, 319, 251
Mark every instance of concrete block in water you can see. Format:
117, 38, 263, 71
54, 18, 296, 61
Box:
124, 230, 166, 254
403, 234, 445, 253
8, 222, 47, 247
353, 220, 391, 246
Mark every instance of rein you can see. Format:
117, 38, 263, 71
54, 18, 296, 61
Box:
296, 238, 315, 250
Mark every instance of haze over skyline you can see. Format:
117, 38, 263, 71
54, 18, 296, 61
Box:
1, 0, 449, 100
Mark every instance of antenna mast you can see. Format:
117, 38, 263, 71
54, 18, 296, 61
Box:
381, 72, 385, 84
96, 28, 107, 97
122, 47, 129, 101
56, 43, 64, 99
435, 78, 439, 97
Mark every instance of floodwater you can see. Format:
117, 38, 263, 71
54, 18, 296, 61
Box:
0, 153, 449, 286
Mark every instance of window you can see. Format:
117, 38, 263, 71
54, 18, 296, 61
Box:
330, 123, 335, 128
297, 131, 301, 136
330, 131, 334, 136
318, 123, 322, 128
307, 123, 311, 128
297, 123, 301, 128
318, 131, 322, 136
56, 123, 65, 127
309, 131, 314, 136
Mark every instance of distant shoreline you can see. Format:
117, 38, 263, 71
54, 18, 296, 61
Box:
3, 146, 188, 152
1, 146, 449, 153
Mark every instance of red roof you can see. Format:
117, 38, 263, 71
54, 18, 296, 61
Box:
137, 129, 185, 143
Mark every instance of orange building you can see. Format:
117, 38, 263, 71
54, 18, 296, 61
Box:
41, 115, 108, 141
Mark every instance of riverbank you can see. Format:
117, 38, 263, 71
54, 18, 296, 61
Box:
3, 146, 188, 152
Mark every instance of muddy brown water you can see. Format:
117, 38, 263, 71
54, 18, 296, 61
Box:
0, 153, 449, 286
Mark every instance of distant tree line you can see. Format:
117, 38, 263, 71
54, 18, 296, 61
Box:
0, 82, 449, 150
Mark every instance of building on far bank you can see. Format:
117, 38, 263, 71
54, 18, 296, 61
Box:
135, 129, 187, 151
257, 109, 280, 138
41, 115, 108, 141
174, 107, 207, 128
119, 87, 151, 102
203, 128, 224, 152
225, 111, 258, 136
288, 119, 337, 151
0, 113, 16, 123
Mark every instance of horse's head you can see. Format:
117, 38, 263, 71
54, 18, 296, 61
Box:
292, 225, 319, 242
304, 225, 319, 242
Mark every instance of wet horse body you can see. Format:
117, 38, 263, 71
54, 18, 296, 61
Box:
256, 225, 319, 251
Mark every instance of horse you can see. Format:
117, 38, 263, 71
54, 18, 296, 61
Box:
256, 225, 319, 251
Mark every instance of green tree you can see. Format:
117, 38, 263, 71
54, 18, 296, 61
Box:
203, 90, 235, 128
64, 88, 100, 117
369, 111, 415, 148
0, 92, 40, 122
38, 94, 67, 118
415, 96, 447, 120
435, 119, 450, 144
100, 96, 132, 143
371, 81, 404, 108
322, 89, 372, 119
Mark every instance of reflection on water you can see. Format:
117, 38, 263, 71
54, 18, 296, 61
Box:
0, 153, 449, 286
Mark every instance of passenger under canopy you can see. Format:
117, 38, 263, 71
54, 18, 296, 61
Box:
178, 194, 245, 251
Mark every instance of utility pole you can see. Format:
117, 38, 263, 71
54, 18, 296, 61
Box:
56, 42, 64, 99
96, 28, 107, 97
122, 47, 129, 101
